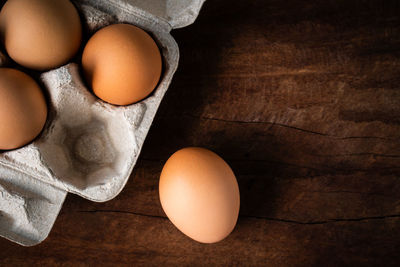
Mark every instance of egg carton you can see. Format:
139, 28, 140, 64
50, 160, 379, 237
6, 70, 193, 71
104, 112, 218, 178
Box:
0, 0, 206, 246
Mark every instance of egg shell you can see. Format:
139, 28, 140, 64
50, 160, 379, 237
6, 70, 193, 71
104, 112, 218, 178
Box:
0, 68, 47, 150
0, 0, 82, 70
159, 147, 240, 243
81, 23, 162, 106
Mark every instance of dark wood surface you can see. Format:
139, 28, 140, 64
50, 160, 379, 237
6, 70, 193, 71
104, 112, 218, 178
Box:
2, 0, 400, 266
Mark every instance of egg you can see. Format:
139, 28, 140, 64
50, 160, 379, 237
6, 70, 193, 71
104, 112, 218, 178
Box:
81, 24, 162, 106
0, 0, 82, 70
0, 68, 47, 150
159, 147, 240, 243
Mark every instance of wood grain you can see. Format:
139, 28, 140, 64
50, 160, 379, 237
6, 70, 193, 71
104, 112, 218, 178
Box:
1, 0, 400, 266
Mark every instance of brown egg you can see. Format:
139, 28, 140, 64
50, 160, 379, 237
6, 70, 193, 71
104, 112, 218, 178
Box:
159, 147, 240, 243
0, 68, 47, 150
0, 0, 82, 70
81, 24, 162, 106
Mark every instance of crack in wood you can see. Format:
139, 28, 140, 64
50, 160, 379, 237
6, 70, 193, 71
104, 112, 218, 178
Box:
309, 153, 400, 158
137, 158, 400, 178
77, 210, 400, 225
78, 210, 168, 219
181, 114, 399, 141
240, 214, 400, 224
339, 136, 396, 141
138, 158, 400, 176
303, 190, 396, 198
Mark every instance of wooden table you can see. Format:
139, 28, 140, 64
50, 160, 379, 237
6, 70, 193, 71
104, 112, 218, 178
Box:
1, 0, 400, 265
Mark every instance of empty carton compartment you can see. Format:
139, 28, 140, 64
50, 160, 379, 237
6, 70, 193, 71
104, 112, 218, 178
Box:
38, 64, 137, 191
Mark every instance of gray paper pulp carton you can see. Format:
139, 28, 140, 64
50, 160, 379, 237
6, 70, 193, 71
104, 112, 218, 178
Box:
0, 0, 206, 246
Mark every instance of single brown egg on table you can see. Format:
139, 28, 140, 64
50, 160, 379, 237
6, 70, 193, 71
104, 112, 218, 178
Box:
0, 0, 82, 70
81, 24, 162, 106
159, 147, 240, 244
0, 68, 47, 150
